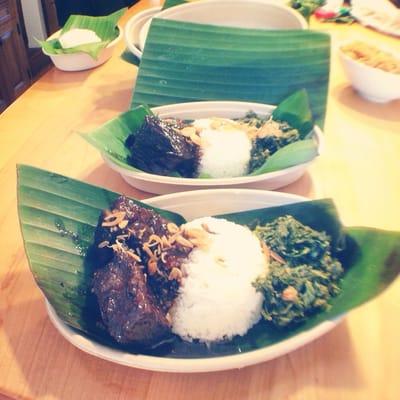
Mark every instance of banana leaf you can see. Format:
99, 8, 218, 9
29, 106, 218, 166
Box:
17, 165, 400, 358
121, 48, 140, 66
38, 8, 126, 59
131, 18, 330, 127
272, 89, 314, 138
162, 0, 189, 9
79, 104, 151, 171
80, 90, 319, 177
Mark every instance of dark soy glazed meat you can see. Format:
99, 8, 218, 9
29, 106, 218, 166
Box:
93, 251, 170, 346
92, 196, 193, 346
125, 115, 198, 177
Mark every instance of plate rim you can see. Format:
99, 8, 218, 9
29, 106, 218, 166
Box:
46, 301, 341, 373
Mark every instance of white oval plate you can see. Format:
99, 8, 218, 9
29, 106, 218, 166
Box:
103, 101, 323, 194
46, 189, 342, 373
125, 0, 306, 59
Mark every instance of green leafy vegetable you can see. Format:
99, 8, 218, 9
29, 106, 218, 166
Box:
249, 126, 298, 171
39, 8, 126, 59
254, 215, 344, 327
249, 139, 319, 175
243, 91, 318, 173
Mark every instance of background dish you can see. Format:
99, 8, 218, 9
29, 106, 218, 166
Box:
102, 101, 323, 194
338, 42, 400, 103
351, 0, 400, 38
125, 0, 307, 59
43, 26, 123, 71
44, 189, 341, 373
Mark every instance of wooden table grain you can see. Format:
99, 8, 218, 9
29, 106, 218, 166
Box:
1, 1, 399, 399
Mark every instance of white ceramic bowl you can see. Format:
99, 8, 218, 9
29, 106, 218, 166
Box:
43, 27, 123, 71
45, 188, 342, 373
125, 0, 307, 59
103, 101, 323, 194
338, 44, 400, 103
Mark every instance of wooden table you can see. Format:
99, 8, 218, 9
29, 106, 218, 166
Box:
1, 1, 399, 399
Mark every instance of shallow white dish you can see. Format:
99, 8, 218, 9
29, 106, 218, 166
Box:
338, 43, 400, 103
45, 188, 342, 373
43, 26, 123, 71
125, 0, 307, 59
103, 101, 323, 194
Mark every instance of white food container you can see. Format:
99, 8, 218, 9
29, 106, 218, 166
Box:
338, 43, 400, 103
43, 26, 123, 72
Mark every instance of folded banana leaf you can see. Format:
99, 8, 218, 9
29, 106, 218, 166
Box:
39, 8, 126, 59
80, 90, 319, 176
17, 165, 400, 357
131, 18, 330, 127
80, 104, 151, 172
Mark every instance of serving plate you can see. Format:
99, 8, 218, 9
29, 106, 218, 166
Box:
45, 189, 341, 373
125, 0, 306, 59
102, 101, 323, 194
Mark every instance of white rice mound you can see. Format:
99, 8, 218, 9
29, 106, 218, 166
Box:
170, 217, 268, 342
59, 28, 102, 49
193, 119, 252, 178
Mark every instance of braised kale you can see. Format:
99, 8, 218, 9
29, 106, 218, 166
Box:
249, 128, 299, 172
254, 216, 343, 327
238, 111, 301, 172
